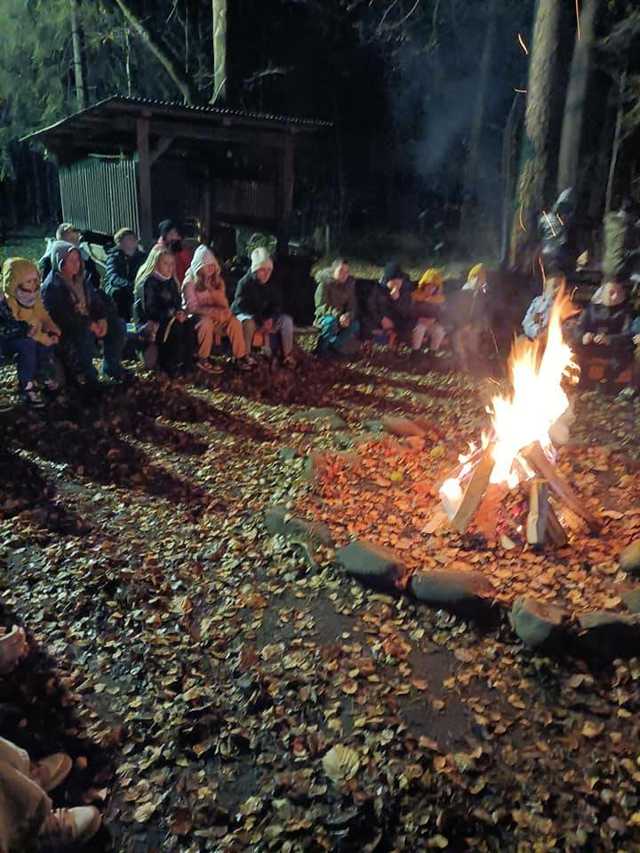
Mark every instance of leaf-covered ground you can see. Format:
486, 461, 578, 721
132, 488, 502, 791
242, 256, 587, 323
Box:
2, 351, 640, 852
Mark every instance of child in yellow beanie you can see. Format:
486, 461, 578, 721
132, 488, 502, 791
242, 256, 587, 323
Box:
411, 268, 446, 354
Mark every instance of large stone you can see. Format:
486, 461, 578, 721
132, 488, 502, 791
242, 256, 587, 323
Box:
363, 420, 384, 434
510, 596, 566, 648
620, 540, 640, 575
336, 540, 406, 591
381, 416, 426, 438
299, 408, 347, 430
578, 611, 640, 631
409, 570, 494, 606
264, 505, 334, 547
577, 610, 640, 657
622, 588, 640, 614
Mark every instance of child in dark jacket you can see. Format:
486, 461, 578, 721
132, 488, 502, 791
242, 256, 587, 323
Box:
573, 280, 634, 383
42, 241, 129, 388
133, 246, 196, 376
361, 262, 415, 348
0, 258, 60, 407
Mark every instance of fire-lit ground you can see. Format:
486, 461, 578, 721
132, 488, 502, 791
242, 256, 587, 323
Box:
2, 351, 640, 852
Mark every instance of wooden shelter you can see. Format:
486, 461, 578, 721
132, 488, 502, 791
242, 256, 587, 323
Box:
22, 95, 332, 251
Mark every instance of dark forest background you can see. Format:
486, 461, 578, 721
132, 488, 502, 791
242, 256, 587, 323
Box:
1, 0, 639, 265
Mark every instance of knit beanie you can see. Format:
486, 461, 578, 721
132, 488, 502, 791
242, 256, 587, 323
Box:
251, 247, 274, 274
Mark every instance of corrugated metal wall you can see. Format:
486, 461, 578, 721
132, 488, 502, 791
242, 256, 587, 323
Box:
59, 157, 140, 236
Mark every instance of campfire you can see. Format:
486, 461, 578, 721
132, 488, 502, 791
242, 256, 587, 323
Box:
439, 290, 600, 546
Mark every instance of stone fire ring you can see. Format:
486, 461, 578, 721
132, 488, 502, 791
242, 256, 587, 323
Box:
264, 505, 640, 658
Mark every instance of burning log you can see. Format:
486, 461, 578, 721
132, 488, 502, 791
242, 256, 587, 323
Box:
527, 480, 550, 546
450, 446, 495, 534
521, 441, 600, 533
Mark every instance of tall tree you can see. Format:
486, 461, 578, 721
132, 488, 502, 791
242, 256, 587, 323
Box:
211, 0, 227, 103
510, 0, 565, 267
557, 0, 601, 192
69, 0, 87, 110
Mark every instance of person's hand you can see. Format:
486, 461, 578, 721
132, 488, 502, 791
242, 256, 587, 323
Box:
339, 312, 351, 328
262, 318, 274, 333
27, 324, 38, 339
594, 333, 608, 345
175, 310, 187, 323
45, 330, 60, 345
582, 332, 594, 345
90, 319, 108, 338
390, 287, 401, 301
633, 334, 640, 346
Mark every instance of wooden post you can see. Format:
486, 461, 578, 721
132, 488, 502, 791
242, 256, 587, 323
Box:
277, 135, 295, 255
137, 117, 153, 248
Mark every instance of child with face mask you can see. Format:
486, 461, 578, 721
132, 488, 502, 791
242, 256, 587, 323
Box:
0, 258, 61, 407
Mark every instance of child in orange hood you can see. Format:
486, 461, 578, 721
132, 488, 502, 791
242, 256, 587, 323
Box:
411, 268, 446, 355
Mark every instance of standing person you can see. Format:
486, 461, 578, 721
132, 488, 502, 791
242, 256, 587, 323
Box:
411, 268, 447, 355
231, 248, 295, 366
154, 220, 193, 286
182, 245, 254, 372
361, 261, 415, 350
0, 736, 102, 850
134, 247, 196, 377
443, 263, 490, 372
104, 228, 147, 322
41, 242, 130, 389
313, 259, 359, 357
39, 223, 101, 292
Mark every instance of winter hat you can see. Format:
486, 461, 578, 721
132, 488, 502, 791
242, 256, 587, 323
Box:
158, 219, 181, 239
187, 244, 220, 279
251, 247, 274, 275
2, 258, 40, 300
418, 268, 444, 289
114, 227, 136, 243
381, 261, 405, 285
49, 240, 80, 273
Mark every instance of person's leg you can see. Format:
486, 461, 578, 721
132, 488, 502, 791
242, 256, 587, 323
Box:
3, 338, 37, 388
157, 319, 181, 372
430, 322, 446, 352
240, 317, 257, 355
102, 316, 127, 377
333, 320, 360, 355
0, 758, 52, 852
195, 316, 215, 361
411, 318, 431, 351
316, 316, 339, 354
0, 738, 30, 775
221, 315, 248, 359
112, 287, 133, 323
273, 314, 294, 358
179, 316, 197, 372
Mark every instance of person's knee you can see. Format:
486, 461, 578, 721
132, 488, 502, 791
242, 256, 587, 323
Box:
280, 314, 293, 331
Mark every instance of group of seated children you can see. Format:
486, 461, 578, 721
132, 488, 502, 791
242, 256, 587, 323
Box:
522, 272, 640, 391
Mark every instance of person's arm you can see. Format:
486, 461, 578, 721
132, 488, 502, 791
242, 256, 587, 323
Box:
314, 279, 339, 322
105, 252, 131, 293
606, 311, 633, 346
35, 298, 61, 337
522, 297, 541, 339
573, 306, 592, 342
42, 282, 87, 337
346, 279, 358, 319
0, 299, 29, 339
182, 280, 199, 314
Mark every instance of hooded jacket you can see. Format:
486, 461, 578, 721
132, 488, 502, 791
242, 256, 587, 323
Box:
313, 266, 357, 327
1, 258, 59, 345
182, 246, 231, 320
362, 262, 414, 339
574, 291, 633, 350
41, 241, 107, 337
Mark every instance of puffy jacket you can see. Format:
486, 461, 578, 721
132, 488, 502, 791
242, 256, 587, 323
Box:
231, 272, 282, 326
313, 268, 357, 327
104, 247, 147, 297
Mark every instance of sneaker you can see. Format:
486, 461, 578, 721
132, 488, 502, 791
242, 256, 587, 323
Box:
39, 806, 102, 846
235, 356, 256, 372
197, 359, 223, 375
20, 382, 45, 408
31, 753, 73, 792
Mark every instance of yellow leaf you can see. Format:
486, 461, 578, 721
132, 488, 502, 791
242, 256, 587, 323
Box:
322, 745, 360, 783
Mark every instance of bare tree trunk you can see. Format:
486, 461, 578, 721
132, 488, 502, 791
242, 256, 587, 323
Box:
114, 0, 196, 103
70, 0, 87, 110
124, 26, 133, 96
459, 0, 498, 243
605, 71, 627, 214
557, 0, 600, 192
211, 0, 228, 103
510, 0, 565, 267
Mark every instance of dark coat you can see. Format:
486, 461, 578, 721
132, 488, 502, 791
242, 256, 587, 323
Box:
362, 280, 414, 339
231, 272, 282, 326
134, 274, 182, 325
104, 247, 147, 297
574, 303, 633, 350
0, 298, 29, 341
41, 271, 107, 338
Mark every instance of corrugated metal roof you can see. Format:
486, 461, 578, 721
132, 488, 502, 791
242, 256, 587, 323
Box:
21, 94, 332, 142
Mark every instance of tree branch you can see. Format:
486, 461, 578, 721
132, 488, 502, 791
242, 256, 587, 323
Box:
112, 0, 196, 104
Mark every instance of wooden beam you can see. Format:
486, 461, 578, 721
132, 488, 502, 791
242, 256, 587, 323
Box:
522, 442, 600, 532
450, 446, 495, 534
277, 135, 295, 254
136, 117, 153, 248
150, 136, 174, 166
527, 480, 550, 545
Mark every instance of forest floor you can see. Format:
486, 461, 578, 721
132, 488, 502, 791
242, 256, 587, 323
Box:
2, 345, 640, 853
